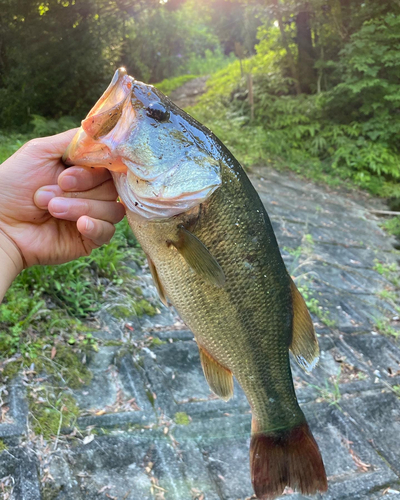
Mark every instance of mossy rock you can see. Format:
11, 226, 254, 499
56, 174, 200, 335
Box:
29, 391, 80, 440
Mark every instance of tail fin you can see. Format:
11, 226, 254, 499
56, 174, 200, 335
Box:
250, 419, 327, 499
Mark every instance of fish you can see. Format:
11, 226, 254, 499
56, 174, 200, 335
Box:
63, 67, 328, 499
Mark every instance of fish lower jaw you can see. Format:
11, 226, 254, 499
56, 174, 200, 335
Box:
112, 170, 219, 221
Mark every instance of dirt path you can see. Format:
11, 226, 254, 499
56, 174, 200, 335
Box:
168, 76, 208, 108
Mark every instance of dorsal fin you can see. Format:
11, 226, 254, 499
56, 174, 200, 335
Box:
146, 255, 168, 307
198, 345, 234, 401
289, 279, 320, 373
171, 226, 225, 287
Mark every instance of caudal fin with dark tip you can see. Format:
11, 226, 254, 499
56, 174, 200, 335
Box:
250, 419, 327, 500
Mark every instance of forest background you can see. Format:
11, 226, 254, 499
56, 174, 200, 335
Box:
2, 0, 400, 202
1, 0, 400, 368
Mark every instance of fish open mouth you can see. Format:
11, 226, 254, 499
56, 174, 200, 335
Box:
63, 67, 134, 172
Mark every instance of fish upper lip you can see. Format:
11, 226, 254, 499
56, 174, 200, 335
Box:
87, 67, 133, 118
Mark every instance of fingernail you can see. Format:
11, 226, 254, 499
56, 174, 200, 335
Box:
85, 218, 94, 232
50, 198, 70, 215
35, 188, 57, 209
60, 175, 77, 190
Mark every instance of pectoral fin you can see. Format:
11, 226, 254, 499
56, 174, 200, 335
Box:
146, 255, 168, 307
289, 279, 320, 372
199, 346, 234, 401
172, 227, 225, 287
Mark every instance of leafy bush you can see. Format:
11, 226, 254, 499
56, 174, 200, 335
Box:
189, 14, 400, 198
183, 47, 236, 76
30, 115, 79, 137
382, 216, 400, 238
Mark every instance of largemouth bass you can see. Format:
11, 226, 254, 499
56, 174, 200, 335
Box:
63, 68, 328, 499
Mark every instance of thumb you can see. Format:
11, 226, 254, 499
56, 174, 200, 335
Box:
41, 128, 80, 157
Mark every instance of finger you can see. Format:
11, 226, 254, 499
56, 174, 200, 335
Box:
62, 180, 119, 201
34, 185, 63, 209
35, 179, 118, 210
58, 166, 111, 192
48, 197, 125, 224
77, 216, 116, 247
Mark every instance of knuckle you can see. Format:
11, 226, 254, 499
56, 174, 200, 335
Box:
81, 200, 91, 215
18, 138, 43, 155
26, 138, 44, 151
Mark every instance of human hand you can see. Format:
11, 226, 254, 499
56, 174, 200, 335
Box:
0, 129, 125, 278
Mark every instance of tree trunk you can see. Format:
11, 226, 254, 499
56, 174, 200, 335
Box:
296, 2, 316, 93
271, 0, 301, 95
339, 0, 351, 40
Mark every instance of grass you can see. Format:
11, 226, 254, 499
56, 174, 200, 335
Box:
285, 235, 336, 328
373, 259, 400, 287
154, 74, 199, 96
0, 132, 34, 163
375, 318, 399, 339
29, 389, 80, 440
0, 218, 150, 359
382, 216, 400, 239
310, 369, 342, 410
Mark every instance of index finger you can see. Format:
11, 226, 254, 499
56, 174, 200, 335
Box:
58, 166, 112, 192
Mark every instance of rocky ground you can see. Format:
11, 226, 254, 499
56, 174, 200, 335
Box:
1, 80, 400, 500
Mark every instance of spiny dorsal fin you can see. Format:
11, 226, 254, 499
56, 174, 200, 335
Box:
289, 279, 320, 373
146, 255, 168, 307
172, 227, 225, 287
199, 345, 233, 401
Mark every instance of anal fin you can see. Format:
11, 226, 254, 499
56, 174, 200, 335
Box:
289, 279, 320, 373
199, 345, 233, 401
171, 226, 225, 287
146, 255, 168, 307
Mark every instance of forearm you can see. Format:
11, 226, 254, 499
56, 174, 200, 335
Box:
0, 230, 24, 302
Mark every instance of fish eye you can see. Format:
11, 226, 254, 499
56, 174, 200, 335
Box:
146, 102, 170, 122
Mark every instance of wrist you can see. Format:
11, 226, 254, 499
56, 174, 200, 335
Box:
0, 229, 24, 301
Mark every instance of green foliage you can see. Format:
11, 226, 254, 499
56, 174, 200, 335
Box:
0, 440, 8, 453
297, 282, 336, 328
375, 318, 399, 339
190, 12, 400, 197
30, 115, 79, 137
0, 0, 258, 127
382, 216, 400, 238
0, 133, 33, 163
155, 75, 199, 95
309, 369, 342, 410
373, 259, 398, 281
174, 412, 190, 425
0, 216, 149, 361
29, 389, 80, 440
0, 115, 78, 163
183, 47, 236, 76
